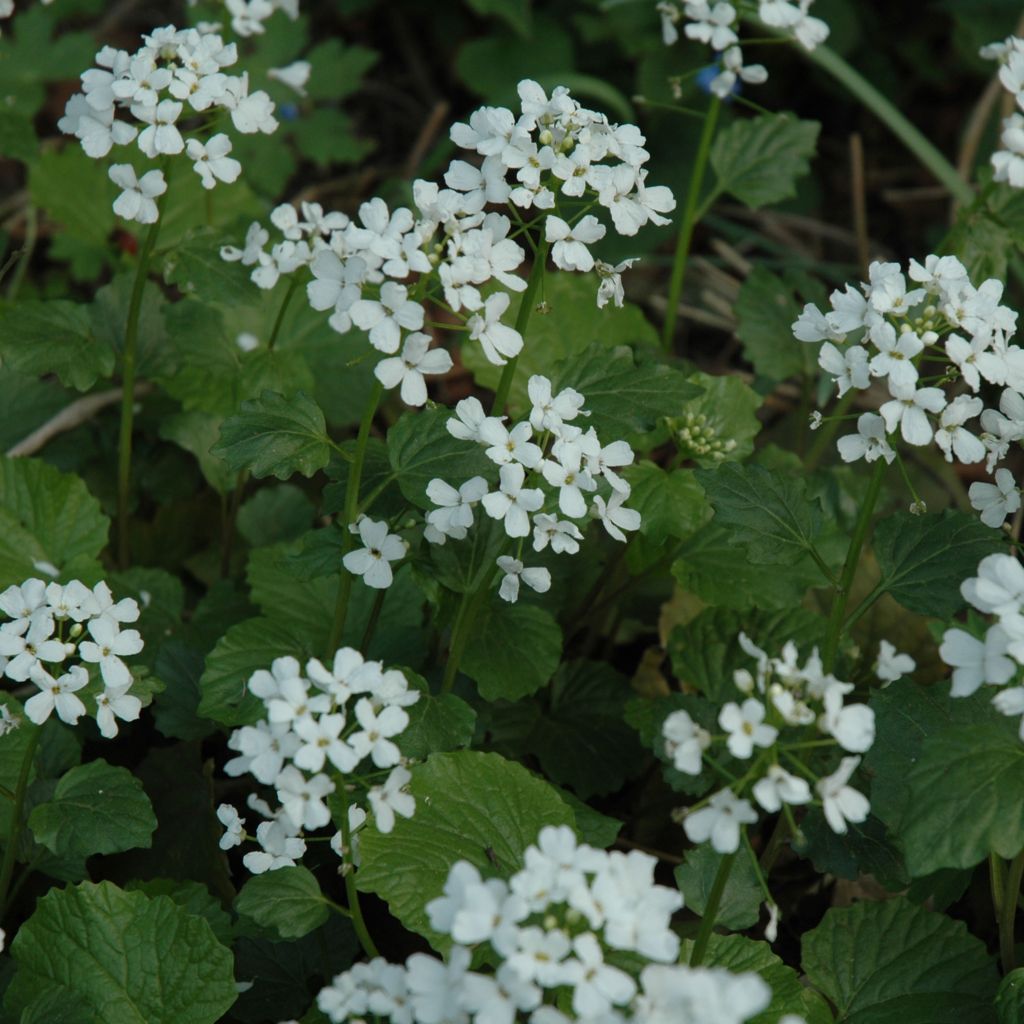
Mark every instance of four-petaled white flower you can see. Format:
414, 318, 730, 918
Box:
496, 556, 552, 603
186, 133, 241, 189
343, 517, 409, 589
109, 164, 166, 224
817, 756, 870, 835
683, 788, 758, 853
374, 332, 453, 407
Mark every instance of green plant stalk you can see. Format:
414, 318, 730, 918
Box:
491, 237, 549, 415
360, 587, 387, 652
116, 217, 162, 569
267, 275, 302, 351
336, 783, 379, 959
822, 456, 888, 672
689, 850, 736, 966
440, 564, 499, 694
326, 381, 384, 656
662, 95, 720, 352
1000, 850, 1024, 973
805, 45, 972, 206
0, 728, 41, 918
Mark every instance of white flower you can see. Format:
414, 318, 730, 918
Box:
528, 376, 586, 434
935, 394, 985, 463
710, 46, 768, 99
879, 382, 946, 446
496, 556, 551, 603
593, 490, 641, 541
718, 698, 778, 759
867, 261, 925, 316
993, 113, 1024, 187
564, 932, 637, 1017
837, 412, 896, 465
939, 625, 1016, 696
374, 332, 453, 407
467, 291, 523, 365
479, 419, 543, 468
752, 764, 812, 813
793, 303, 845, 343
292, 714, 359, 774
595, 257, 637, 308
820, 685, 875, 753
342, 517, 408, 589
136, 98, 184, 156
868, 323, 922, 390
662, 708, 710, 775
349, 698, 409, 768
818, 342, 869, 396
425, 477, 489, 541
542, 440, 598, 518
350, 282, 425, 354
532, 513, 584, 554
481, 463, 545, 538
24, 664, 88, 726
992, 687, 1024, 739
217, 804, 245, 850
447, 396, 490, 442
0, 613, 65, 681
817, 756, 870, 835
545, 214, 606, 272
684, 788, 758, 853
186, 133, 241, 189
368, 765, 415, 834
875, 640, 916, 684
244, 819, 306, 874
275, 766, 335, 831
970, 468, 1021, 528
268, 59, 311, 95
78, 617, 144, 688
684, 1, 738, 49
94, 683, 142, 738
109, 164, 166, 224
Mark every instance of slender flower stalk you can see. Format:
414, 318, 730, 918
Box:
0, 728, 41, 919
116, 216, 162, 569
689, 850, 736, 967
662, 96, 720, 351
326, 381, 384, 655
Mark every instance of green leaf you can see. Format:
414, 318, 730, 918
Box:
552, 343, 703, 443
795, 811, 909, 893
900, 720, 1024, 874
680, 933, 834, 1024
427, 516, 506, 594
30, 147, 115, 248
304, 40, 379, 101
198, 617, 309, 726
214, 390, 332, 480
151, 641, 218, 742
0, 300, 113, 391
125, 879, 233, 947
695, 462, 829, 570
485, 660, 646, 798
997, 969, 1024, 1024
387, 408, 493, 510
291, 108, 374, 168
356, 751, 574, 946
158, 410, 237, 495
236, 866, 329, 939
399, 691, 477, 760
466, 0, 531, 35
28, 760, 156, 860
161, 227, 256, 306
461, 274, 658, 414
0, 457, 109, 588
864, 681, 993, 831
673, 371, 763, 466
710, 112, 820, 209
237, 484, 315, 548
6, 881, 237, 1024
462, 598, 562, 701
674, 845, 762, 931
672, 524, 828, 610
873, 510, 1004, 618
802, 897, 999, 1023
668, 606, 824, 703
0, 109, 36, 163
734, 267, 821, 382
91, 273, 170, 378
622, 463, 710, 546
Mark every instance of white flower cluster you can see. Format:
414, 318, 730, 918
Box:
315, 824, 776, 1024
657, 1, 828, 99
940, 553, 1024, 741
663, 634, 876, 853
0, 578, 143, 736
793, 255, 1024, 525
185, 0, 299, 39
58, 24, 279, 223
220, 79, 676, 408
425, 375, 640, 603
982, 36, 1024, 188
217, 648, 419, 874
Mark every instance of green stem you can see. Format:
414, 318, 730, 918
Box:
822, 457, 888, 672
491, 238, 550, 415
804, 45, 972, 206
759, 815, 792, 875
689, 850, 736, 966
843, 581, 886, 632
267, 275, 301, 351
440, 569, 497, 694
360, 588, 387, 652
220, 471, 248, 579
336, 784, 378, 959
326, 382, 383, 656
1000, 850, 1024, 973
0, 728, 41, 918
116, 218, 162, 569
662, 95, 720, 352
